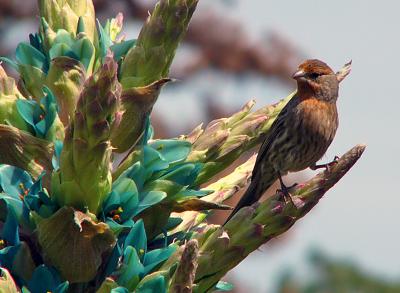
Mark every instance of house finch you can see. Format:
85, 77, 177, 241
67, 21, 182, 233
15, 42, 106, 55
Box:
225, 59, 340, 224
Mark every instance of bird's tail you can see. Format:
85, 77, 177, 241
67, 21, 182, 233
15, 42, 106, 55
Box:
223, 170, 277, 225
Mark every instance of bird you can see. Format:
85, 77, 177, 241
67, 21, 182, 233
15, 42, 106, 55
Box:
224, 59, 340, 225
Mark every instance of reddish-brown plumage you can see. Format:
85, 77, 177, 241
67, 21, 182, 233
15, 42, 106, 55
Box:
225, 59, 340, 224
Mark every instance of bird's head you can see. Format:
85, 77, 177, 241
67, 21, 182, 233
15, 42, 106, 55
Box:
292, 59, 339, 102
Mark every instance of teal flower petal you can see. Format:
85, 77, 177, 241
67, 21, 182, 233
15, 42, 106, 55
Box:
0, 165, 33, 199
77, 17, 86, 35
97, 20, 113, 60
104, 178, 139, 222
143, 180, 184, 199
0, 57, 19, 72
29, 33, 44, 53
163, 217, 183, 231
16, 87, 59, 139
133, 191, 167, 217
118, 246, 144, 291
149, 140, 192, 164
103, 191, 121, 215
215, 281, 234, 292
110, 40, 136, 62
124, 220, 147, 261
52, 140, 63, 170
0, 206, 20, 270
111, 287, 129, 293
106, 218, 134, 235
27, 265, 69, 293
1, 206, 19, 246
115, 162, 145, 191
143, 147, 169, 178
16, 43, 47, 72
0, 195, 24, 223
159, 163, 202, 186
70, 37, 94, 70
104, 242, 123, 277
143, 244, 177, 275
136, 275, 166, 293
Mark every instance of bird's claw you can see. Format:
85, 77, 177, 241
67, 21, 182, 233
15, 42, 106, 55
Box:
326, 156, 340, 171
277, 183, 297, 206
310, 156, 340, 172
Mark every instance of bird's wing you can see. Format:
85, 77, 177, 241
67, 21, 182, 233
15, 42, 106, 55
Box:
253, 95, 298, 170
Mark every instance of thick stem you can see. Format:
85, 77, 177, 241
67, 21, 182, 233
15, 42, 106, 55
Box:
194, 144, 366, 292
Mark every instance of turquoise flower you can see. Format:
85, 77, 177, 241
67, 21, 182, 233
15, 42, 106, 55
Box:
115, 220, 176, 291
25, 265, 69, 293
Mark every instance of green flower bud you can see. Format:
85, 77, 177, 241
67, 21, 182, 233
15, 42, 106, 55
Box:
38, 0, 97, 43
120, 0, 198, 88
0, 66, 31, 131
52, 56, 121, 213
46, 56, 86, 125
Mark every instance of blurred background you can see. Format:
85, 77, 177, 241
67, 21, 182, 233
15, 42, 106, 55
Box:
1, 0, 399, 292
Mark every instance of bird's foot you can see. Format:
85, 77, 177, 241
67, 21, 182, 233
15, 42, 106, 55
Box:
277, 183, 297, 205
310, 156, 339, 172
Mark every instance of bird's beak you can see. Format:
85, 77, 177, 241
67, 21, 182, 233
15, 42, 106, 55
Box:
292, 69, 306, 80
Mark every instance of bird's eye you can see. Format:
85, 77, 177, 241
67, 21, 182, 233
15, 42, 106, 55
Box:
309, 73, 319, 79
